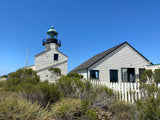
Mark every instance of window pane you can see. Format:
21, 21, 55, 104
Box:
110, 70, 118, 82
90, 70, 99, 79
122, 68, 128, 82
54, 54, 58, 61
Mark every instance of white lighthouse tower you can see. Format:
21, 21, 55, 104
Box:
34, 26, 68, 82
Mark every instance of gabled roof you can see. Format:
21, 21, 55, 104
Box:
36, 60, 68, 72
35, 49, 69, 59
71, 41, 152, 72
35, 49, 51, 57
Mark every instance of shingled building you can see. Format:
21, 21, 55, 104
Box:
71, 42, 152, 83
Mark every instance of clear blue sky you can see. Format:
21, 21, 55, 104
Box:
0, 0, 160, 76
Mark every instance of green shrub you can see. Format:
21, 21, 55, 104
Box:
0, 96, 48, 120
9, 68, 39, 84
109, 101, 134, 120
37, 81, 60, 104
140, 83, 158, 98
92, 85, 115, 108
0, 68, 60, 107
56, 77, 115, 110
19, 81, 60, 107
49, 98, 83, 119
0, 91, 15, 102
153, 69, 160, 86
48, 67, 61, 81
135, 92, 160, 120
84, 107, 111, 120
141, 69, 153, 83
0, 81, 6, 90
81, 85, 115, 109
56, 76, 86, 97
48, 67, 61, 76
4, 68, 40, 91
67, 72, 83, 79
85, 109, 98, 120
0, 75, 7, 78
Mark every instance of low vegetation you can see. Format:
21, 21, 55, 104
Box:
49, 98, 83, 119
0, 95, 48, 120
0, 68, 160, 120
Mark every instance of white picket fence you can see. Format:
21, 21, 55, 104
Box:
90, 80, 160, 103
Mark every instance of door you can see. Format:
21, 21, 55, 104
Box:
121, 68, 135, 82
127, 68, 135, 82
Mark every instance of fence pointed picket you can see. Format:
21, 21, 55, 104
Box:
127, 83, 131, 102
96, 80, 98, 85
118, 83, 121, 101
102, 81, 104, 86
135, 83, 137, 100
91, 80, 93, 86
125, 82, 127, 102
93, 80, 95, 86
107, 82, 109, 88
111, 82, 113, 89
121, 83, 124, 101
115, 82, 117, 90
131, 82, 134, 103
137, 82, 141, 99
89, 80, 160, 103
113, 82, 115, 90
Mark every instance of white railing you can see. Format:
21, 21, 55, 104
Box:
90, 80, 160, 103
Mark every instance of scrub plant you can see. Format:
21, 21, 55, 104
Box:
0, 95, 48, 120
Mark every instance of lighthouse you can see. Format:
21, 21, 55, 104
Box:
34, 26, 68, 82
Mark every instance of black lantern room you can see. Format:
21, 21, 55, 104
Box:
43, 26, 61, 47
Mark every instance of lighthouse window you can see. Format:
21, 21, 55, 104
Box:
54, 54, 58, 61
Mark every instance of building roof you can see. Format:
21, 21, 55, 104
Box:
35, 49, 51, 57
47, 26, 57, 34
71, 41, 152, 72
147, 64, 160, 66
35, 49, 69, 59
36, 60, 68, 72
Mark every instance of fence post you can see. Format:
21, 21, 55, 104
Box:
135, 83, 137, 100
118, 82, 121, 101
115, 82, 118, 100
137, 82, 141, 99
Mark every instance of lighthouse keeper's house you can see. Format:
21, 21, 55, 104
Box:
71, 42, 152, 83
